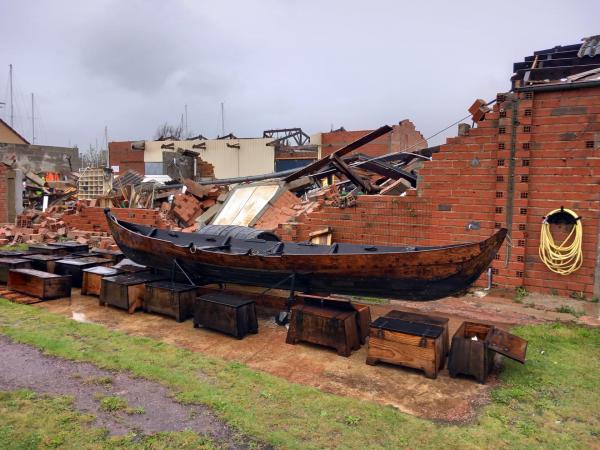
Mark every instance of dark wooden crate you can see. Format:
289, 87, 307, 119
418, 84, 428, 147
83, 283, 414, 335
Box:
384, 310, 450, 357
81, 266, 123, 296
448, 321, 528, 383
286, 304, 360, 357
54, 257, 112, 287
100, 273, 165, 313
193, 292, 258, 339
113, 259, 148, 273
8, 268, 71, 300
298, 294, 372, 345
52, 241, 90, 254
353, 303, 372, 345
22, 254, 72, 273
366, 316, 445, 379
0, 258, 32, 283
26, 244, 67, 255
145, 281, 197, 322
92, 248, 125, 264
448, 322, 494, 383
0, 250, 30, 257
72, 251, 103, 258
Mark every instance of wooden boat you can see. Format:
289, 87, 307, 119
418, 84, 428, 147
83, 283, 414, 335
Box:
105, 209, 506, 301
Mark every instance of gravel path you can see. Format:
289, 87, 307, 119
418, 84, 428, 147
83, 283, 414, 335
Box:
0, 335, 253, 448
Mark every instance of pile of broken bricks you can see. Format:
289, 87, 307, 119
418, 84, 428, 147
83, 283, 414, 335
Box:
0, 207, 120, 251
168, 179, 227, 231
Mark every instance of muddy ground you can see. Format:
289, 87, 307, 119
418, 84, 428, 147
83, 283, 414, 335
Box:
29, 287, 600, 422
0, 335, 250, 448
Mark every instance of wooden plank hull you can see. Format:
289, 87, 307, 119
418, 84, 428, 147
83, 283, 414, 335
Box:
104, 209, 506, 301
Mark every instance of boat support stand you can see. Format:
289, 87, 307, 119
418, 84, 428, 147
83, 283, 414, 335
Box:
171, 258, 196, 286
259, 273, 297, 326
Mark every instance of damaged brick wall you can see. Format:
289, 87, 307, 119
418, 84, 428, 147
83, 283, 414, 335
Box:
320, 120, 427, 158
279, 87, 600, 297
0, 164, 8, 224
254, 190, 303, 230
0, 143, 81, 173
63, 207, 161, 232
108, 141, 144, 175
276, 196, 432, 246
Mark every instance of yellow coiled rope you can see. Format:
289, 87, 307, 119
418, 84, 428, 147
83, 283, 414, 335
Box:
539, 208, 583, 275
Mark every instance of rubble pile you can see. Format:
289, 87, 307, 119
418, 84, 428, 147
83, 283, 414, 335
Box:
23, 170, 78, 210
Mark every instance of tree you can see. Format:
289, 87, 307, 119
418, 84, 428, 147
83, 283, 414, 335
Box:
154, 122, 184, 141
81, 144, 107, 168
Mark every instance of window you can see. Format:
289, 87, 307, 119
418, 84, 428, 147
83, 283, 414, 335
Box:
144, 162, 164, 175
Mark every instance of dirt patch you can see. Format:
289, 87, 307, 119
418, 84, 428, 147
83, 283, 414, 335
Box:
0, 335, 252, 448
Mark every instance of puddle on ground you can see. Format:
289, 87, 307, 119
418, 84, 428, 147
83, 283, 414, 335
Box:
72, 311, 92, 323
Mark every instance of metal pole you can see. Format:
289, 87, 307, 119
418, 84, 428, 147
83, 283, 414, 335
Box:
184, 104, 188, 138
31, 93, 35, 144
221, 102, 225, 136
105, 125, 109, 168
9, 64, 14, 127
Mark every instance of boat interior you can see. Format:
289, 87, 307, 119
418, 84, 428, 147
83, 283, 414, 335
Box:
113, 216, 476, 257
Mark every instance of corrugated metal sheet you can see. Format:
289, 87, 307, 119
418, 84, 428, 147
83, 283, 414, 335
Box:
143, 138, 274, 179
212, 184, 280, 226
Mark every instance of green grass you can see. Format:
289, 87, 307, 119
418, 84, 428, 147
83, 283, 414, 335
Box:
352, 296, 390, 305
0, 299, 599, 449
555, 305, 585, 317
0, 244, 28, 251
513, 286, 528, 304
85, 375, 113, 386
97, 395, 128, 412
0, 390, 216, 449
569, 291, 587, 301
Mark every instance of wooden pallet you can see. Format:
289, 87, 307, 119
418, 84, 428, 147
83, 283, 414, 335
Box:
0, 287, 42, 305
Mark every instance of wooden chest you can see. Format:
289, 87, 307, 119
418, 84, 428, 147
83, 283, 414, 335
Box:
92, 248, 125, 264
145, 281, 197, 322
0, 258, 32, 283
286, 304, 360, 357
53, 241, 90, 254
448, 321, 528, 383
100, 273, 165, 314
27, 244, 67, 255
81, 266, 123, 296
297, 294, 372, 346
384, 310, 450, 357
54, 257, 113, 287
193, 292, 258, 339
22, 254, 72, 273
0, 250, 30, 257
8, 268, 71, 300
367, 316, 445, 379
113, 259, 148, 273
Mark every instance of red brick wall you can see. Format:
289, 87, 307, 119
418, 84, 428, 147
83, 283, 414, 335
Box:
278, 88, 600, 297
276, 196, 432, 246
64, 207, 160, 232
522, 88, 600, 295
0, 164, 8, 224
320, 120, 427, 158
108, 141, 144, 175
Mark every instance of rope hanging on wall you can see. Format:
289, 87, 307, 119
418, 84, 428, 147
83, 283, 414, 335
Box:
538, 207, 583, 275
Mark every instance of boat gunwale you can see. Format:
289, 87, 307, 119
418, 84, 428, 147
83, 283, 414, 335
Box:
105, 209, 506, 260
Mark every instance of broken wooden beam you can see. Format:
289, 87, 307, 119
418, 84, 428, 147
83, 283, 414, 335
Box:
283, 125, 393, 182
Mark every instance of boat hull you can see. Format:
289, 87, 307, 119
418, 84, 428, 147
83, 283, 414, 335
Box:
105, 210, 506, 301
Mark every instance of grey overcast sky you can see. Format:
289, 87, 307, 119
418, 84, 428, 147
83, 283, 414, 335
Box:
1, 0, 598, 151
